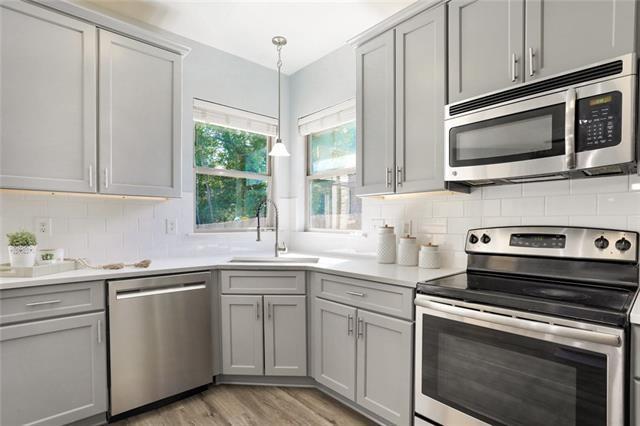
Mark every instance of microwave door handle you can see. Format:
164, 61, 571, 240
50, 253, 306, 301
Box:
565, 87, 577, 170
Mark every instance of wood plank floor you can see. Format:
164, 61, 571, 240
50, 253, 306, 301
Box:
111, 385, 375, 426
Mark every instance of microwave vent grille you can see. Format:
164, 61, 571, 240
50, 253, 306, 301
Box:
448, 60, 624, 116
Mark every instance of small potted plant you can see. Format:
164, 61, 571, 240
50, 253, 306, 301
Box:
6, 231, 38, 268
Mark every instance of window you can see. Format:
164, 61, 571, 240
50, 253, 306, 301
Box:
306, 121, 361, 231
194, 122, 271, 231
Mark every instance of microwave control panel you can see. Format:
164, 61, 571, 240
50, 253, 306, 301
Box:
576, 91, 622, 152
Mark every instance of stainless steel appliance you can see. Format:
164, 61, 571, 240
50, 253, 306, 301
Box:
445, 54, 638, 185
415, 226, 639, 426
108, 272, 212, 416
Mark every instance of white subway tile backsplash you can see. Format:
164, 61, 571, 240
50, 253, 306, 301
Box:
521, 216, 569, 226
482, 184, 522, 200
571, 175, 628, 194
418, 218, 447, 234
68, 217, 106, 234
598, 192, 640, 215
433, 201, 463, 218
48, 199, 87, 218
522, 180, 569, 197
546, 194, 597, 216
447, 217, 482, 235
463, 200, 501, 217
482, 216, 522, 227
501, 197, 545, 217
569, 215, 629, 230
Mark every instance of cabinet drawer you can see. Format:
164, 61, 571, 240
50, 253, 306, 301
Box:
220, 270, 305, 294
0, 281, 104, 325
311, 273, 413, 320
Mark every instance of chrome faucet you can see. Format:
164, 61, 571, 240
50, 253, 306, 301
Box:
256, 199, 287, 257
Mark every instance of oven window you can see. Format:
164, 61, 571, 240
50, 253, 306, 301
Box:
449, 104, 566, 167
421, 315, 607, 426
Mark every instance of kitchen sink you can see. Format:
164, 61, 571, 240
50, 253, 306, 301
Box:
229, 256, 320, 264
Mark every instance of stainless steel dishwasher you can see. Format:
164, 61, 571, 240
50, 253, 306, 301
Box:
108, 272, 212, 416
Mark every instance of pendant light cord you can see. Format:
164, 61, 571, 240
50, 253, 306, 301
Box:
276, 44, 282, 141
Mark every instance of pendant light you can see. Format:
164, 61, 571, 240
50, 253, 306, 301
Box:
268, 36, 290, 157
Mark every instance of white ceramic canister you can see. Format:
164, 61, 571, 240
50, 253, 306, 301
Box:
377, 225, 396, 264
397, 235, 419, 266
419, 243, 441, 269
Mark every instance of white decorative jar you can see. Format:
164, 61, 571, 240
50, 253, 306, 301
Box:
397, 235, 419, 266
8, 245, 37, 268
37, 248, 65, 265
419, 244, 441, 269
376, 225, 396, 264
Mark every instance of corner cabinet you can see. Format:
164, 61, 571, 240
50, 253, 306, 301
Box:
356, 5, 450, 196
0, 2, 183, 198
99, 30, 182, 197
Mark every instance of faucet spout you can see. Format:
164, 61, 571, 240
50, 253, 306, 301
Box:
255, 199, 285, 257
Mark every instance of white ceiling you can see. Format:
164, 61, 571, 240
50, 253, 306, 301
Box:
85, 0, 415, 73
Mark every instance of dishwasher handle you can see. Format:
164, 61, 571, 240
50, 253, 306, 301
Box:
116, 284, 206, 300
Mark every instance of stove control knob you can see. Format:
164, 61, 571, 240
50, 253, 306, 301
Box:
468, 234, 479, 244
594, 236, 609, 250
615, 238, 632, 252
481, 234, 491, 244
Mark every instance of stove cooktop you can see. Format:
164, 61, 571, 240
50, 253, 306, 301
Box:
417, 272, 637, 327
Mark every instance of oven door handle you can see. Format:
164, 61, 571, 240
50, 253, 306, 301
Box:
564, 87, 577, 170
415, 298, 621, 347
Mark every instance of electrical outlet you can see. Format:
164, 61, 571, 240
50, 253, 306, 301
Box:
166, 218, 177, 235
35, 218, 52, 236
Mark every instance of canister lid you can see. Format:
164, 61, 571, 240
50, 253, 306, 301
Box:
378, 224, 395, 234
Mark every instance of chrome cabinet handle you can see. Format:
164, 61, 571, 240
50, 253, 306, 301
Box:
347, 314, 354, 335
346, 291, 365, 297
26, 299, 61, 307
385, 167, 392, 187
357, 318, 364, 339
528, 47, 535, 77
511, 53, 518, 82
89, 164, 94, 188
104, 168, 109, 189
565, 87, 577, 170
267, 302, 272, 319
396, 166, 403, 187
97, 319, 102, 344
256, 300, 261, 320
116, 284, 206, 299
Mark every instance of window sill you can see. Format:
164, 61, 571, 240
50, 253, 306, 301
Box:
189, 227, 275, 235
303, 229, 364, 236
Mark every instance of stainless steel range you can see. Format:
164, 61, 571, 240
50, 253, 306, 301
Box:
414, 226, 639, 426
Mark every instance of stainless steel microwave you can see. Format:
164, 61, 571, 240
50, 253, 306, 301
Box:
444, 54, 638, 185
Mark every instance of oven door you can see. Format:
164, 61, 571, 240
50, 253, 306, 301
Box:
444, 74, 636, 183
414, 295, 624, 426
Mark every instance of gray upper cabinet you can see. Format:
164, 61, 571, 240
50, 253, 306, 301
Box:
356, 309, 412, 426
263, 295, 307, 376
524, 0, 638, 81
99, 30, 182, 198
356, 30, 396, 196
0, 1, 97, 193
0, 312, 107, 426
220, 295, 264, 375
313, 298, 357, 400
395, 7, 446, 193
448, 0, 525, 102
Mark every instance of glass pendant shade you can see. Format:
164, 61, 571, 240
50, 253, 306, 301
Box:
269, 139, 290, 157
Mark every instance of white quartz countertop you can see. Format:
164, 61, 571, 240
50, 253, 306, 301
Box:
0, 253, 464, 290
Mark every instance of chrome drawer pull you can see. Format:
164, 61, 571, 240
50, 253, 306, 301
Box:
346, 291, 365, 297
357, 318, 364, 339
26, 299, 61, 307
116, 284, 205, 300
347, 314, 354, 335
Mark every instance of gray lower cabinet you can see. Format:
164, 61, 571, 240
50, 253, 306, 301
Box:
313, 298, 357, 399
356, 30, 396, 196
0, 312, 107, 426
98, 29, 182, 198
395, 6, 446, 193
264, 295, 307, 376
220, 295, 264, 375
524, 0, 637, 81
312, 297, 413, 425
0, 1, 97, 193
448, 0, 524, 102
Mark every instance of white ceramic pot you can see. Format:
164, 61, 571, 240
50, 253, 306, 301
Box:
8, 245, 37, 268
419, 244, 441, 269
397, 235, 419, 266
377, 225, 396, 264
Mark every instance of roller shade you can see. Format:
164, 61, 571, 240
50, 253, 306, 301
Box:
193, 98, 277, 136
298, 99, 356, 136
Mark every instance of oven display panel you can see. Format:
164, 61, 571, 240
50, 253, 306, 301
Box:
510, 234, 566, 249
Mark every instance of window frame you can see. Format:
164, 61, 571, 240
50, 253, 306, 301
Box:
305, 121, 360, 233
193, 121, 274, 233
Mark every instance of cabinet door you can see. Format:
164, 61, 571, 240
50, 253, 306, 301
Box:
356, 309, 412, 426
448, 0, 524, 102
525, 0, 637, 81
0, 2, 97, 192
312, 298, 357, 400
356, 30, 396, 196
264, 295, 307, 376
395, 6, 446, 194
220, 295, 264, 375
0, 312, 107, 426
98, 30, 182, 197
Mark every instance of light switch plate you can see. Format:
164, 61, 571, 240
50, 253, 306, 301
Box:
166, 218, 177, 235
35, 218, 52, 236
